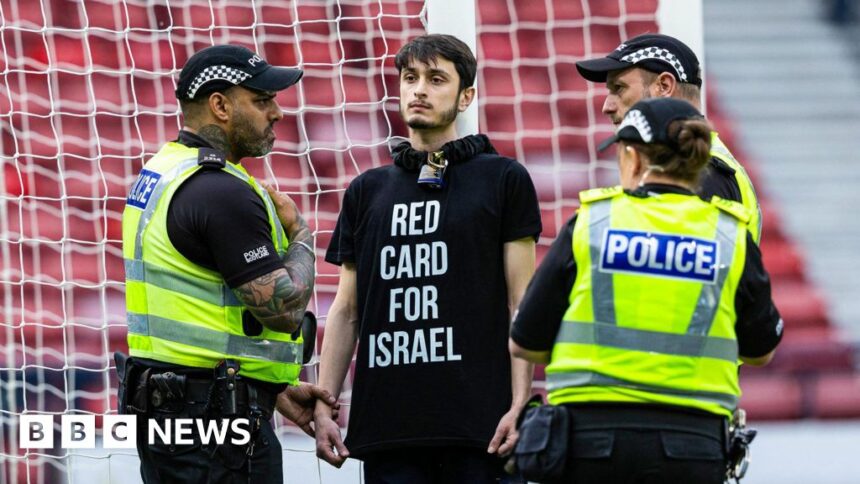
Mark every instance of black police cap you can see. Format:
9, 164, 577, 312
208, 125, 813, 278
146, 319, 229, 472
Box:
576, 33, 702, 87
175, 44, 303, 101
598, 97, 704, 151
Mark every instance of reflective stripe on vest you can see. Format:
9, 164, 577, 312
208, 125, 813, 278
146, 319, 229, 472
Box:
128, 313, 301, 364
711, 133, 762, 244
548, 190, 745, 417
554, 321, 738, 362
546, 371, 739, 410
588, 200, 616, 324
125, 259, 242, 307
123, 144, 302, 384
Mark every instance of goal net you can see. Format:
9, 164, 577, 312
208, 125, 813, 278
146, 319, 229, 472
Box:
0, 0, 663, 482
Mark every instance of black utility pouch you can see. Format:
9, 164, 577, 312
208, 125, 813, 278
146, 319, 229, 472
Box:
149, 371, 187, 412
514, 404, 570, 481
115, 352, 148, 414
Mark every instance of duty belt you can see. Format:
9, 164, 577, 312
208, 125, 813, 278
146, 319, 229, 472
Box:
137, 368, 277, 420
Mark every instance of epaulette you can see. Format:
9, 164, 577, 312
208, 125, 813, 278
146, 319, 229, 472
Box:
710, 195, 750, 223
197, 147, 227, 168
579, 185, 623, 204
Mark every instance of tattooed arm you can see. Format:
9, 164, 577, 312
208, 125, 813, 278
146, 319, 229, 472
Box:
232, 186, 316, 334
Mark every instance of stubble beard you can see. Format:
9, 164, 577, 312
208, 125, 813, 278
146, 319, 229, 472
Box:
230, 110, 274, 159
404, 99, 459, 131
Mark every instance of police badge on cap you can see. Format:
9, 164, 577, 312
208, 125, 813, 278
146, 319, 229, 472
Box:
175, 45, 303, 100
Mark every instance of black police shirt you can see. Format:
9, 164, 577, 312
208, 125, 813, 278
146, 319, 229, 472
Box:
167, 131, 283, 288
511, 184, 783, 359
137, 131, 286, 392
699, 157, 743, 205
326, 135, 542, 456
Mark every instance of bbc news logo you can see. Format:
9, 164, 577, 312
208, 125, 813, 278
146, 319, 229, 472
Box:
19, 415, 251, 449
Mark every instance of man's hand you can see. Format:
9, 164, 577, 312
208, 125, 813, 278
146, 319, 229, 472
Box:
276, 383, 339, 437
263, 183, 304, 239
314, 413, 350, 468
487, 407, 520, 457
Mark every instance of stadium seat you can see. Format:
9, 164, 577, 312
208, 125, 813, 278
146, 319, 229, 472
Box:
482, 67, 516, 98
771, 281, 829, 329
302, 76, 339, 107
552, 28, 587, 58
300, 41, 339, 66
759, 207, 790, 247
767, 336, 855, 374
555, 97, 594, 129
343, 74, 377, 105
482, 103, 518, 134
478, 0, 512, 25
761, 237, 805, 281
739, 374, 804, 420
810, 373, 860, 419
479, 32, 514, 62
512, 1, 548, 23
588, 26, 625, 55
259, 5, 295, 26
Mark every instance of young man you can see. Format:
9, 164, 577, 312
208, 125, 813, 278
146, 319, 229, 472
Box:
313, 34, 542, 483
119, 44, 335, 483
576, 33, 763, 243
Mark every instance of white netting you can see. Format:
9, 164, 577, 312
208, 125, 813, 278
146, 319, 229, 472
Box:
478, 0, 658, 249
0, 0, 658, 482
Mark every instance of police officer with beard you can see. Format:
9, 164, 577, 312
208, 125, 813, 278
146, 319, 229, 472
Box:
118, 45, 335, 483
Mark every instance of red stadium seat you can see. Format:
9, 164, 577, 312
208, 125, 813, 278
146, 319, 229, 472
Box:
760, 237, 805, 281
552, 28, 586, 58
739, 374, 804, 420
771, 281, 829, 329
768, 337, 855, 374
811, 373, 860, 419
478, 0, 512, 25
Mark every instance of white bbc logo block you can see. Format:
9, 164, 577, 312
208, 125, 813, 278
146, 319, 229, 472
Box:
19, 415, 54, 449
61, 415, 96, 449
103, 415, 137, 449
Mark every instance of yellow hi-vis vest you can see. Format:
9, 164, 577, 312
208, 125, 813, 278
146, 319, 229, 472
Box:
711, 133, 762, 244
122, 142, 303, 385
546, 186, 749, 418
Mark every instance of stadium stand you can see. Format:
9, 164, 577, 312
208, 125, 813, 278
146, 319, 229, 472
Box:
705, 84, 859, 420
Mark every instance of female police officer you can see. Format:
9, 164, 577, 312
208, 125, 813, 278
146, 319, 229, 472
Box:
509, 97, 783, 483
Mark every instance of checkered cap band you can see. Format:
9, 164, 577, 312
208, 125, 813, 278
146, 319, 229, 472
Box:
187, 65, 252, 99
618, 109, 652, 143
620, 47, 688, 82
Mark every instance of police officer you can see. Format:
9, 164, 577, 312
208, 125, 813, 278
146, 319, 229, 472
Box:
118, 45, 335, 483
509, 98, 783, 483
576, 33, 764, 243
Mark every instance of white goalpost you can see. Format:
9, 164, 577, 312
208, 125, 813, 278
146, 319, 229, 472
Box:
0, 1, 701, 482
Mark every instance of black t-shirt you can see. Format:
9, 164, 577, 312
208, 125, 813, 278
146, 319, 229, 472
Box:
167, 131, 282, 288
511, 184, 782, 359
137, 131, 286, 393
326, 139, 542, 456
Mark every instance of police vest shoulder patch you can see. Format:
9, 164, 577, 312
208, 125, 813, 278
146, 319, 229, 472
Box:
710, 196, 750, 223
580, 185, 623, 204
198, 147, 227, 168
126, 169, 162, 209
599, 228, 720, 284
